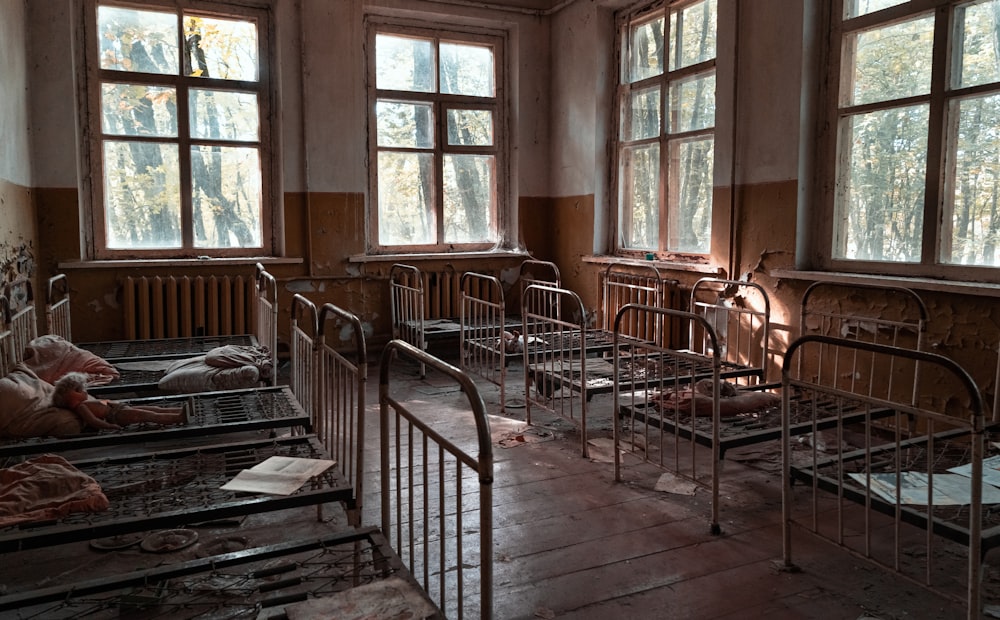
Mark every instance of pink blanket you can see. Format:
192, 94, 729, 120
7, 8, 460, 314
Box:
21, 335, 120, 386
0, 365, 85, 438
0, 454, 109, 527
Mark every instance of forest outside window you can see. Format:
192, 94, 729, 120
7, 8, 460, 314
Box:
825, 0, 1000, 279
614, 0, 717, 257
85, 1, 272, 259
367, 21, 505, 253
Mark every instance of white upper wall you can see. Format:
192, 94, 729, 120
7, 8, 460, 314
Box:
0, 0, 31, 186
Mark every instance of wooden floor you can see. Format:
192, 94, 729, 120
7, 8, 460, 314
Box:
1, 343, 988, 619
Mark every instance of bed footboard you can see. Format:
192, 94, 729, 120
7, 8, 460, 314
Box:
781, 335, 989, 618
379, 340, 494, 619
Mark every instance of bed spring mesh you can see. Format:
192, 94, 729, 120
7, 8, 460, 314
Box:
79, 334, 258, 360
1, 528, 438, 620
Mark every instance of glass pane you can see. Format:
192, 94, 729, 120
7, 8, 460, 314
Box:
668, 72, 715, 133
189, 89, 259, 141
101, 83, 177, 137
943, 94, 1000, 265
440, 42, 494, 97
836, 105, 928, 261
447, 109, 493, 146
103, 140, 181, 249
97, 6, 178, 75
845, 15, 933, 106
628, 16, 664, 83
669, 0, 717, 71
619, 143, 660, 250
845, 0, 907, 19
378, 151, 435, 245
191, 146, 262, 248
183, 15, 258, 81
954, 0, 1000, 89
623, 86, 660, 141
377, 101, 434, 148
667, 137, 714, 253
443, 155, 494, 243
376, 34, 435, 93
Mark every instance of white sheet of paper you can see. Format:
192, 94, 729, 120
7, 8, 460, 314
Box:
948, 454, 1000, 489
220, 456, 336, 496
849, 471, 1000, 505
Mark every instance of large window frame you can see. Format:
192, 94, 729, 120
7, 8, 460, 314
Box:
612, 0, 719, 261
814, 0, 1000, 282
365, 17, 509, 254
80, 0, 278, 260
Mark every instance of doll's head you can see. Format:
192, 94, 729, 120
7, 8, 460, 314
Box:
52, 372, 90, 409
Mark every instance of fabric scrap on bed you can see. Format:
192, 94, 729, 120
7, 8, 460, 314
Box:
0, 453, 109, 527
655, 379, 781, 417
157, 345, 271, 393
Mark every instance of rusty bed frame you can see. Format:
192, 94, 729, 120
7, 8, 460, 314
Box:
780, 335, 994, 619
0, 433, 352, 554
0, 338, 494, 620
43, 263, 279, 394
459, 258, 561, 411
613, 281, 929, 534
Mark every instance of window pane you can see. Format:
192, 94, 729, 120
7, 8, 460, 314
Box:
191, 146, 262, 248
667, 137, 713, 253
836, 105, 928, 261
954, 0, 1000, 89
628, 16, 664, 82
103, 141, 181, 248
183, 15, 258, 81
378, 151, 435, 245
377, 101, 434, 148
668, 72, 715, 133
97, 6, 179, 75
943, 94, 1000, 265
189, 89, 259, 141
101, 83, 177, 137
845, 15, 934, 106
440, 43, 494, 97
619, 143, 660, 250
669, 0, 717, 71
447, 109, 493, 146
845, 0, 907, 19
443, 154, 494, 243
376, 34, 435, 93
623, 86, 660, 141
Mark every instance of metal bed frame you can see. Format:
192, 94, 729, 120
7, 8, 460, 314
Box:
780, 335, 991, 620
44, 263, 279, 385
460, 259, 561, 412
380, 339, 494, 620
0, 433, 352, 554
613, 281, 927, 534
0, 526, 442, 619
0, 385, 311, 461
291, 293, 368, 527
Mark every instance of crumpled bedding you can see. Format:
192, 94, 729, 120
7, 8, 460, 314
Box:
158, 345, 271, 393
655, 379, 781, 417
21, 334, 120, 386
0, 453, 109, 528
0, 365, 84, 438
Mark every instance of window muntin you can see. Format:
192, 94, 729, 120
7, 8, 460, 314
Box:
615, 0, 717, 256
829, 0, 1000, 271
88, 2, 270, 258
369, 26, 504, 252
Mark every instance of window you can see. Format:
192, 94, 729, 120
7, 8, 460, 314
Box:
367, 20, 506, 253
83, 0, 273, 259
614, 0, 717, 257
821, 0, 1000, 279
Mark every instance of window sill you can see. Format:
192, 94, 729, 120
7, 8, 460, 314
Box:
770, 269, 1000, 298
349, 250, 530, 263
582, 255, 725, 275
58, 257, 303, 270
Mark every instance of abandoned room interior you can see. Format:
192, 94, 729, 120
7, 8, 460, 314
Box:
4, 0, 1000, 617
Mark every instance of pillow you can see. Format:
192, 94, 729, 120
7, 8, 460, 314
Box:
21, 335, 120, 386
157, 356, 260, 393
0, 365, 84, 438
